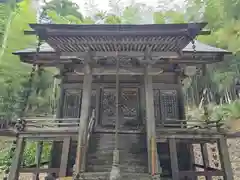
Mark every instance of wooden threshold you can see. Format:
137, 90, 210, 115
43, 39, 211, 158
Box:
78, 172, 151, 180
178, 170, 224, 177
19, 167, 59, 173
93, 127, 145, 134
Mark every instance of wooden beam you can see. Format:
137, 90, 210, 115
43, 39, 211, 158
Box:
19, 168, 59, 173
218, 136, 234, 180
72, 67, 164, 76
178, 170, 224, 177
8, 137, 26, 180
22, 59, 222, 67
46, 28, 189, 36
94, 127, 144, 134
59, 137, 71, 177
169, 138, 179, 180
60, 51, 179, 59
32, 141, 43, 180
75, 63, 92, 174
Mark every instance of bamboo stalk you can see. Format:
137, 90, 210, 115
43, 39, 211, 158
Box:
0, 5, 15, 64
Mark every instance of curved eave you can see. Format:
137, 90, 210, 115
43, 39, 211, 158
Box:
27, 23, 207, 54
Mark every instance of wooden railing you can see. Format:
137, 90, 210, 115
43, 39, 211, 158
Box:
0, 117, 81, 134
25, 118, 80, 129
156, 118, 223, 130
0, 115, 225, 134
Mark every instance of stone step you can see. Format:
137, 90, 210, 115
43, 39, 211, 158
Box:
78, 172, 152, 180
86, 133, 148, 173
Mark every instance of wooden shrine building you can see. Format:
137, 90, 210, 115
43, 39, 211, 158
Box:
0, 23, 234, 180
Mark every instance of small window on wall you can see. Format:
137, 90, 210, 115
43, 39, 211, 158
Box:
63, 89, 82, 118
160, 90, 179, 121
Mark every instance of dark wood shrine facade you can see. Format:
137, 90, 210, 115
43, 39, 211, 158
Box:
1, 23, 234, 180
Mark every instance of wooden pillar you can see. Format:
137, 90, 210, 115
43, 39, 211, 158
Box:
56, 70, 65, 119
59, 137, 71, 177
144, 64, 159, 175
200, 143, 211, 180
95, 86, 101, 127
32, 141, 43, 180
8, 137, 25, 180
218, 136, 233, 180
75, 63, 92, 174
189, 144, 197, 179
169, 138, 179, 180
49, 71, 65, 169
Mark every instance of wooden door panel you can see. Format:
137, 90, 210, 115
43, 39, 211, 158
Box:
100, 88, 116, 127
100, 87, 140, 129
119, 87, 139, 128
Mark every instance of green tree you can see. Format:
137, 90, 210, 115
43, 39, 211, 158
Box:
43, 0, 83, 20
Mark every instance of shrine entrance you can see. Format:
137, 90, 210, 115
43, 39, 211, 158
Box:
100, 85, 141, 130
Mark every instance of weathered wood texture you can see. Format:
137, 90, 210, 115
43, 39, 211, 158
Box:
100, 87, 141, 128
200, 143, 211, 180
9, 137, 25, 180
144, 65, 159, 174
218, 136, 234, 180
169, 138, 179, 180
59, 137, 71, 177
49, 79, 65, 170
75, 63, 93, 173
157, 143, 171, 177
32, 141, 43, 180
86, 133, 148, 173
157, 142, 191, 178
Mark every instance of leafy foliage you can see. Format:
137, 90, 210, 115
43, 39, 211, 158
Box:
43, 0, 83, 20
0, 0, 55, 171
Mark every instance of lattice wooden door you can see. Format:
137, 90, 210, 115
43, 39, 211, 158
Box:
100, 87, 139, 129
119, 87, 139, 128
